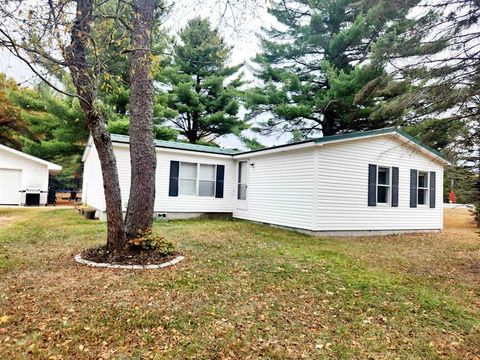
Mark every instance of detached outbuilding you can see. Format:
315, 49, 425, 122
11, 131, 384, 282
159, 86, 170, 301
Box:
82, 127, 450, 235
0, 144, 62, 206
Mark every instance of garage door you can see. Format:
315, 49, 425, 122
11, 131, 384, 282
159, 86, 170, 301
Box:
0, 169, 22, 205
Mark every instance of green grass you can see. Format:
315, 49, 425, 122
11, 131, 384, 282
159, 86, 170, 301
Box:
0, 208, 479, 359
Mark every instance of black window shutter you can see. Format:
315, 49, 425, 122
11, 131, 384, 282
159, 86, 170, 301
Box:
168, 161, 179, 197
215, 165, 225, 198
429, 171, 436, 208
410, 169, 417, 208
392, 167, 399, 207
368, 164, 377, 206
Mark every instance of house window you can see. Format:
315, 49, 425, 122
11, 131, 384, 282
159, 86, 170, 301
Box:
178, 162, 217, 197
377, 167, 390, 204
237, 161, 247, 200
199, 164, 216, 197
179, 162, 198, 196
417, 171, 429, 205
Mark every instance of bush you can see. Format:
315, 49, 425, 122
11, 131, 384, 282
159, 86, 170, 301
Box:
128, 231, 176, 255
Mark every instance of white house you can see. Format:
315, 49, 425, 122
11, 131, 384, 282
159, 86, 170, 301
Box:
0, 144, 62, 206
82, 127, 450, 235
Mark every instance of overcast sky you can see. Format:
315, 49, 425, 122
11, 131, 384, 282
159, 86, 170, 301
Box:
0, 0, 292, 148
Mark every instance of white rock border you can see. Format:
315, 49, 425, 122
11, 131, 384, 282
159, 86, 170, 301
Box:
74, 253, 185, 270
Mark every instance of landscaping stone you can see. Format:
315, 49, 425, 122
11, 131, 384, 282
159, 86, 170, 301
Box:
74, 253, 185, 270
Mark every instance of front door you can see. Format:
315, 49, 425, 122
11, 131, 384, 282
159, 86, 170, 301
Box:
237, 161, 248, 210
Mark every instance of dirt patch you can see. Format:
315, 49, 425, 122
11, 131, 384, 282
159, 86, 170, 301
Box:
0, 215, 21, 228
444, 208, 477, 229
81, 245, 179, 265
467, 261, 480, 275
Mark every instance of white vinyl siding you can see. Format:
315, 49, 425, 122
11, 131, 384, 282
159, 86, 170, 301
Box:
315, 136, 444, 231
233, 148, 316, 230
82, 144, 107, 211
82, 134, 444, 232
83, 144, 236, 213
156, 151, 235, 212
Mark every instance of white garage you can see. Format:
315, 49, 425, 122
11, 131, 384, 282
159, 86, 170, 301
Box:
0, 144, 62, 206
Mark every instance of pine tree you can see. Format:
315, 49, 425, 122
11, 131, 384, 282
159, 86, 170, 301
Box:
156, 18, 246, 144
93, 9, 177, 142
246, 0, 419, 138
375, 0, 480, 226
7, 82, 89, 189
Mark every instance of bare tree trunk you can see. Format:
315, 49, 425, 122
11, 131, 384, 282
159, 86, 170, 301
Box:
124, 0, 158, 239
89, 125, 127, 250
67, 0, 126, 250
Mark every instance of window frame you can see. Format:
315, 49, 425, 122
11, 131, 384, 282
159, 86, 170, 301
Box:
376, 166, 391, 205
198, 163, 217, 197
178, 162, 198, 196
237, 161, 248, 200
417, 170, 429, 207
178, 162, 217, 198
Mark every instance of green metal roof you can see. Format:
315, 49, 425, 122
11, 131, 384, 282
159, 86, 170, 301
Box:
314, 127, 448, 161
110, 127, 449, 162
235, 127, 449, 161
110, 134, 238, 155
314, 127, 397, 144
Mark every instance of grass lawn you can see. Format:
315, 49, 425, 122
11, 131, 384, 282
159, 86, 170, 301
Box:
0, 208, 479, 359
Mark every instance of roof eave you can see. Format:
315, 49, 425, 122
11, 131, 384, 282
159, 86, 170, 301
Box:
391, 132, 452, 166
313, 128, 451, 166
111, 138, 235, 158
86, 128, 452, 166
0, 143, 63, 171
233, 140, 316, 159
109, 134, 236, 156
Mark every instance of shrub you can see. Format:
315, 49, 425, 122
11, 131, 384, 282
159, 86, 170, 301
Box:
128, 231, 176, 255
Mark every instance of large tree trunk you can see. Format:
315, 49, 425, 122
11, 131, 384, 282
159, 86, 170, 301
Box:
322, 110, 337, 136
67, 0, 126, 251
124, 0, 158, 239
89, 125, 127, 250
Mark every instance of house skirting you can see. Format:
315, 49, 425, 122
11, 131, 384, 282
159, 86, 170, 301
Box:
267, 223, 442, 237
93, 209, 441, 236
95, 210, 232, 222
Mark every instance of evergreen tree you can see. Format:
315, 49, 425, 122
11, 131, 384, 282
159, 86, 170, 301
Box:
7, 82, 89, 189
93, 9, 177, 142
375, 0, 480, 226
156, 18, 246, 144
246, 0, 418, 138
